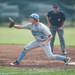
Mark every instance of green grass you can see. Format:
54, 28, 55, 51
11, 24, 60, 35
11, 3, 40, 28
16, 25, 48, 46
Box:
0, 27, 75, 46
54, 27, 75, 46
0, 27, 34, 45
0, 66, 75, 75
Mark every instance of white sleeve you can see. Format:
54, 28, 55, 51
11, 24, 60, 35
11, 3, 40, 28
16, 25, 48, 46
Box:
21, 23, 32, 29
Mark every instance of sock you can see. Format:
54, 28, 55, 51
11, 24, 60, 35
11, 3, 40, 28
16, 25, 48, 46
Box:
17, 49, 27, 62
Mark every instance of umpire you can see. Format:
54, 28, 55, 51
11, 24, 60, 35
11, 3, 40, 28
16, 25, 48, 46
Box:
46, 4, 67, 55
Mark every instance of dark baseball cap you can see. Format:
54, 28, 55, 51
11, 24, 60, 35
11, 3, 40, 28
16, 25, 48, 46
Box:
53, 4, 59, 9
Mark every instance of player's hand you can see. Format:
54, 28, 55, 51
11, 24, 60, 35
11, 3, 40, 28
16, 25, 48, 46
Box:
42, 35, 52, 46
8, 17, 15, 28
42, 41, 48, 45
58, 26, 63, 30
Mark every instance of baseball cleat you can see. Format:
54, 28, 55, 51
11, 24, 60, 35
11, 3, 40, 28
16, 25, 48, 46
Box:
64, 57, 71, 65
10, 60, 20, 66
10, 62, 15, 66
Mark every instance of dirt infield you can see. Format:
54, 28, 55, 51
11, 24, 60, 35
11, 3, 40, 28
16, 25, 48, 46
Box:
0, 44, 75, 69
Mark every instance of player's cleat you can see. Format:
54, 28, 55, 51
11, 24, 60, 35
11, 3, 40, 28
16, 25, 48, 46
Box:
10, 60, 20, 66
64, 57, 71, 65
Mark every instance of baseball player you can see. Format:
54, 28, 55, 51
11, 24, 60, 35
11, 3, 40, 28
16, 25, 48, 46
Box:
46, 4, 67, 55
9, 13, 70, 65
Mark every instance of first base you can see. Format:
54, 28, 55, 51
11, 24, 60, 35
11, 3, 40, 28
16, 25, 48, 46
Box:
68, 62, 75, 65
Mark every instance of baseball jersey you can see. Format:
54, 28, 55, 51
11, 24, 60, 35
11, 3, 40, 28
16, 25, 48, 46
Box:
22, 22, 52, 41
47, 11, 65, 27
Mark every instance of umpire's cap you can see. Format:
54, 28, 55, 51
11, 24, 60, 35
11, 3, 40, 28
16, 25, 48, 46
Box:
30, 13, 39, 21
53, 4, 59, 9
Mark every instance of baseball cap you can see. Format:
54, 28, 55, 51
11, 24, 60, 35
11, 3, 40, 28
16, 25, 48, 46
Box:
30, 13, 39, 21
53, 4, 59, 9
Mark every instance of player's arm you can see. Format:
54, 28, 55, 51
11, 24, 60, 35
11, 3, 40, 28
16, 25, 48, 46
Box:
14, 23, 31, 29
42, 35, 52, 45
8, 17, 31, 29
9, 22, 27, 29
14, 24, 25, 29
41, 27, 52, 45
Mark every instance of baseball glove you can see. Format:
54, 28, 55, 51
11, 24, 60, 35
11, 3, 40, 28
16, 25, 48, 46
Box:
9, 17, 15, 28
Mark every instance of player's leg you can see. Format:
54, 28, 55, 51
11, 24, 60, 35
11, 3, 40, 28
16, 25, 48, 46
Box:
50, 27, 56, 52
57, 29, 67, 55
40, 42, 70, 64
10, 41, 40, 65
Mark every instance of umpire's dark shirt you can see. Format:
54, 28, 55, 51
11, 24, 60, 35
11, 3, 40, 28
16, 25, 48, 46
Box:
47, 11, 65, 27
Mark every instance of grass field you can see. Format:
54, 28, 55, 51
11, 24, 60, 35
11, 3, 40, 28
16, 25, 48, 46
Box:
0, 27, 75, 46
0, 67, 75, 75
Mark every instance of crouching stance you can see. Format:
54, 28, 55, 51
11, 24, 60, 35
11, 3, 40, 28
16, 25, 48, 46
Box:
9, 13, 70, 65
